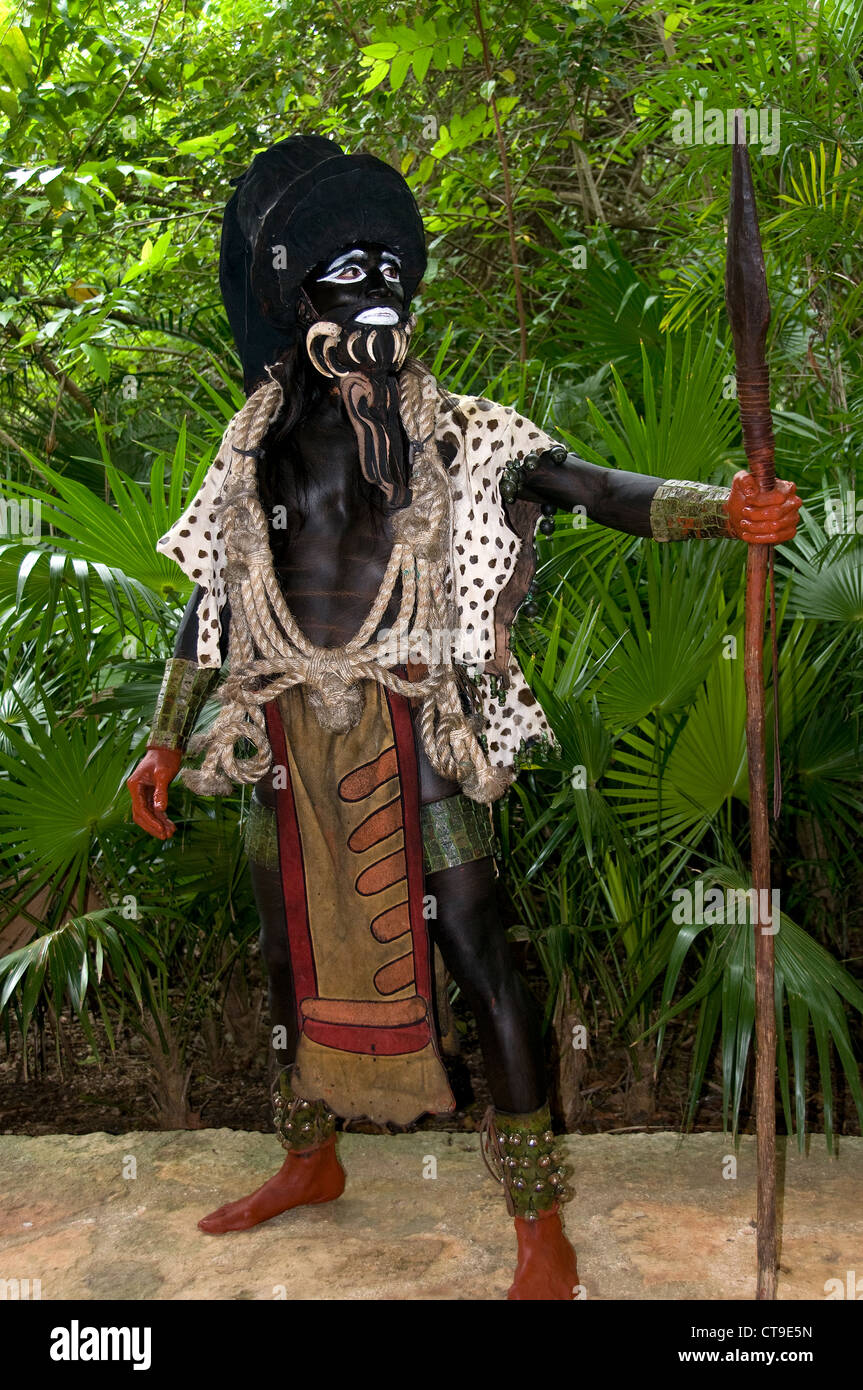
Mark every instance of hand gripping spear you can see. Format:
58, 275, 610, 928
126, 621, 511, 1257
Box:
724, 111, 779, 1301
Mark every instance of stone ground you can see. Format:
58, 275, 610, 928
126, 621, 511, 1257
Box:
0, 1130, 860, 1301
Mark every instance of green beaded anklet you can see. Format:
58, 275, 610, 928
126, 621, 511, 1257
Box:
272, 1070, 337, 1151
480, 1104, 573, 1219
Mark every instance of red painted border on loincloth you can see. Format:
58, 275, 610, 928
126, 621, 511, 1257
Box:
264, 699, 318, 1013
386, 686, 434, 1003
303, 1017, 431, 1055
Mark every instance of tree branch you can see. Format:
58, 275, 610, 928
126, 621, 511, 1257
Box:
2, 319, 93, 410
72, 0, 170, 172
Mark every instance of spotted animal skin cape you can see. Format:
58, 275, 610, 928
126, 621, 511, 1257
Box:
434, 387, 561, 768
157, 373, 565, 774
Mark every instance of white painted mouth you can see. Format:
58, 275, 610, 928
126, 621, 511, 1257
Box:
354, 307, 400, 325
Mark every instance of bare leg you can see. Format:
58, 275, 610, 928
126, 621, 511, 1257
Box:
426, 856, 546, 1112
427, 854, 579, 1299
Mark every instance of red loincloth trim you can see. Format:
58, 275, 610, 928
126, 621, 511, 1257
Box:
303, 1018, 430, 1055
264, 700, 318, 1007
386, 686, 434, 1003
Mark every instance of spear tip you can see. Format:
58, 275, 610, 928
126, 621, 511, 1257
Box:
725, 108, 771, 366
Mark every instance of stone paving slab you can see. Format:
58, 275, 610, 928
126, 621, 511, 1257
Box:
0, 1130, 860, 1301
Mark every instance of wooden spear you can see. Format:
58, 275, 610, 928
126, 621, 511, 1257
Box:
724, 112, 779, 1300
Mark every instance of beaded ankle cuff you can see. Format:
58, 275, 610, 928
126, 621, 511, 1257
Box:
649, 480, 731, 541
273, 1071, 337, 1151
148, 657, 221, 752
480, 1104, 572, 1219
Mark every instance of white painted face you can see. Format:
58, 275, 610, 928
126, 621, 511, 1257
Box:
315, 246, 403, 325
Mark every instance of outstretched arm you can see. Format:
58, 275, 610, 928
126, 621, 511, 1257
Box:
516, 449, 800, 544
516, 448, 662, 537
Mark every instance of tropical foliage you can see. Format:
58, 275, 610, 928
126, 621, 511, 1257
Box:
1, 0, 860, 1139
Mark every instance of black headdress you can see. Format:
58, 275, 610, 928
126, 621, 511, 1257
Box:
219, 135, 427, 395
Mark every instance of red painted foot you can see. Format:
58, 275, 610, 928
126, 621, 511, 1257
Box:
507, 1206, 580, 1300
198, 1135, 346, 1235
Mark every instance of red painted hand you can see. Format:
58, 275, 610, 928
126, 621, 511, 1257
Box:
127, 746, 184, 839
725, 470, 801, 544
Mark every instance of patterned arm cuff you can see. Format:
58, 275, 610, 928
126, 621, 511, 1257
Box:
148, 657, 221, 752
649, 480, 732, 541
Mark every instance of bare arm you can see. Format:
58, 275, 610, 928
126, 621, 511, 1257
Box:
515, 448, 800, 544
517, 449, 664, 538
173, 584, 232, 662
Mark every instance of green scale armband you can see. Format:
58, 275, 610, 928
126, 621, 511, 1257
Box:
420, 794, 497, 875
148, 657, 221, 752
650, 480, 731, 541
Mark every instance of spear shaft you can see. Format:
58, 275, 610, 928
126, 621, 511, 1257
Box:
724, 112, 778, 1301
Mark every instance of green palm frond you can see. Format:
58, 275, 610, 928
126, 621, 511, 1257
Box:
0, 668, 58, 749
788, 704, 863, 844
0, 907, 162, 1048
537, 509, 643, 601
513, 605, 624, 871
785, 525, 863, 624
637, 866, 863, 1148
659, 262, 726, 337
597, 544, 732, 725
769, 143, 863, 249
606, 635, 748, 848
0, 543, 167, 676
0, 690, 131, 918
587, 328, 738, 480
568, 234, 666, 371
0, 433, 204, 599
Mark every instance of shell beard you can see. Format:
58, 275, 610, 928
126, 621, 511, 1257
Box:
304, 315, 415, 510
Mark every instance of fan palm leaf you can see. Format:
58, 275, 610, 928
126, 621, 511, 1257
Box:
633, 865, 863, 1148
0, 691, 131, 921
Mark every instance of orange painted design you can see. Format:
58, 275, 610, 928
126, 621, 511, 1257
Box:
373, 953, 416, 997
300, 996, 427, 1027
348, 797, 403, 853
370, 902, 411, 943
355, 849, 406, 897
338, 746, 398, 802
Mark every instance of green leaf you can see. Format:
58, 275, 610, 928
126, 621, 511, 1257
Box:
81, 342, 110, 382
361, 42, 399, 60
389, 51, 411, 91
411, 46, 432, 83
362, 59, 390, 92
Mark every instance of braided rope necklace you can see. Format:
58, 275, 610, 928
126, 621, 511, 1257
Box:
181, 361, 512, 804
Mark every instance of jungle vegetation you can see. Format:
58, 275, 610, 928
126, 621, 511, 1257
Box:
0, 0, 861, 1139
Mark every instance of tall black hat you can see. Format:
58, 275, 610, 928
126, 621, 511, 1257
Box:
219, 134, 427, 395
